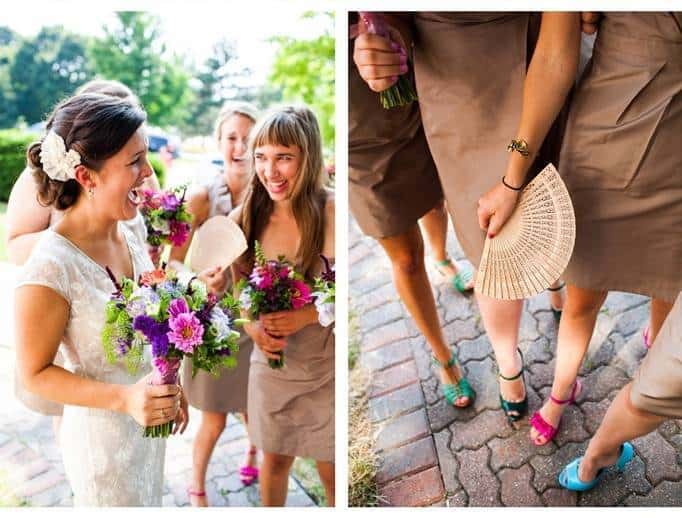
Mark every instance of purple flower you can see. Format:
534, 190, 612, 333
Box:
250, 266, 274, 290
160, 192, 181, 211
167, 312, 204, 353
169, 297, 190, 318
133, 315, 170, 358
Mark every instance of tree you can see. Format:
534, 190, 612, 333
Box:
9, 27, 92, 125
88, 12, 192, 128
0, 26, 18, 128
268, 12, 335, 151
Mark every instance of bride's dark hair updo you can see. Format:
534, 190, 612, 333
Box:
27, 93, 147, 210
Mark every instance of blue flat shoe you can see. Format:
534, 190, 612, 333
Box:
558, 442, 635, 491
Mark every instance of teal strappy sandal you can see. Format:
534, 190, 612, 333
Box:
434, 258, 474, 293
498, 349, 528, 422
432, 351, 476, 408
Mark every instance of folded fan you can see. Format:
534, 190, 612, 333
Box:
189, 215, 248, 273
475, 163, 575, 300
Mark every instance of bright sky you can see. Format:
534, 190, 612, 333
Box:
2, 0, 333, 85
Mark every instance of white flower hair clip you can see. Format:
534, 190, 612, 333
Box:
39, 131, 81, 182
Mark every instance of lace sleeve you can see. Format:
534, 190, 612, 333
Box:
16, 247, 71, 304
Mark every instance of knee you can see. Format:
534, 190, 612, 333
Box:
564, 291, 604, 320
265, 454, 293, 475
201, 413, 227, 439
390, 245, 425, 276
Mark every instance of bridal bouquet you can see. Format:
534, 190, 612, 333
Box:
312, 255, 335, 328
358, 12, 417, 109
102, 266, 242, 438
236, 241, 313, 369
139, 187, 192, 248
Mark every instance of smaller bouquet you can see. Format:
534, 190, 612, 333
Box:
312, 255, 335, 328
236, 241, 313, 369
358, 12, 418, 109
139, 187, 192, 248
102, 266, 242, 438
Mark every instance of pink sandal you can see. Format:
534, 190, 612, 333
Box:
187, 488, 207, 506
643, 327, 652, 349
530, 380, 581, 445
239, 447, 259, 486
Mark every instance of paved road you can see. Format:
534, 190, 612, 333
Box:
349, 215, 682, 507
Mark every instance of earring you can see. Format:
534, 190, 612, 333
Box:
87, 187, 95, 199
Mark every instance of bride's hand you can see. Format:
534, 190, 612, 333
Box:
198, 265, 228, 295
122, 375, 181, 427
477, 182, 520, 238
260, 305, 317, 337
172, 386, 189, 435
244, 320, 287, 362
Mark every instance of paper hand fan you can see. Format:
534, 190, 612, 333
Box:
189, 215, 248, 273
475, 163, 575, 300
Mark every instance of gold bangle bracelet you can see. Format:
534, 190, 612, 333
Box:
507, 139, 531, 157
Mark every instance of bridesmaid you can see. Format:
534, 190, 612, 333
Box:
354, 12, 580, 421
168, 101, 261, 504
530, 12, 682, 445
350, 13, 475, 412
232, 105, 334, 506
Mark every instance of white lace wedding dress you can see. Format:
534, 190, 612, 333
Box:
17, 222, 165, 506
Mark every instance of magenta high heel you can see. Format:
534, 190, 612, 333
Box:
530, 379, 581, 445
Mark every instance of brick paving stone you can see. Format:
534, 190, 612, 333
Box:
449, 409, 513, 451
362, 320, 411, 352
380, 466, 445, 507
226, 490, 252, 507
446, 490, 468, 507
535, 312, 559, 351
657, 421, 679, 440
455, 446, 500, 506
580, 365, 630, 402
520, 337, 553, 365
542, 487, 577, 506
624, 480, 682, 507
603, 292, 649, 314
369, 383, 424, 423
668, 435, 682, 466
530, 441, 588, 492
376, 437, 438, 485
361, 302, 405, 333
442, 318, 481, 345
352, 272, 393, 297
499, 464, 543, 506
578, 455, 649, 507
356, 283, 399, 312
213, 473, 244, 493
433, 429, 461, 493
554, 406, 592, 447
349, 241, 373, 266
369, 360, 419, 399
633, 431, 682, 486
613, 304, 649, 338
362, 339, 413, 372
489, 431, 555, 471
422, 377, 440, 406
15, 469, 65, 498
427, 399, 472, 432
26, 480, 72, 507
375, 409, 431, 452
518, 310, 541, 342
440, 291, 474, 323
528, 360, 556, 390
0, 440, 25, 461
459, 357, 500, 414
580, 399, 612, 435
456, 336, 492, 363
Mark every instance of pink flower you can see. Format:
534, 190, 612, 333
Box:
142, 189, 162, 209
168, 297, 190, 318
169, 221, 190, 247
167, 312, 204, 353
290, 280, 312, 309
250, 266, 274, 290
279, 265, 290, 279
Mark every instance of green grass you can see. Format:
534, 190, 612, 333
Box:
0, 202, 8, 263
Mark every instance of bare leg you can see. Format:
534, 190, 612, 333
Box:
648, 297, 674, 345
378, 225, 470, 406
475, 293, 525, 411
578, 383, 665, 482
547, 280, 566, 312
239, 412, 259, 482
531, 285, 607, 444
316, 461, 335, 506
190, 411, 227, 506
260, 452, 295, 506
419, 201, 474, 290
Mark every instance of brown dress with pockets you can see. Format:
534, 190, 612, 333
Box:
559, 13, 682, 302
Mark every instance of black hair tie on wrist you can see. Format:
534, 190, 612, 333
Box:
501, 176, 523, 191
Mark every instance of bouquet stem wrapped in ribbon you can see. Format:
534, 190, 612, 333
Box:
357, 12, 418, 109
237, 241, 313, 369
102, 265, 243, 438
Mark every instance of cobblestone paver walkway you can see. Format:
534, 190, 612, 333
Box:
0, 263, 315, 508
349, 216, 682, 507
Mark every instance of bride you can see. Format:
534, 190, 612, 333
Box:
14, 93, 188, 506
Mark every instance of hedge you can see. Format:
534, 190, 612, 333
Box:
147, 152, 166, 188
0, 129, 35, 202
